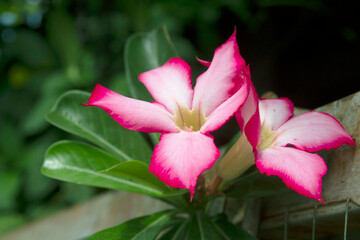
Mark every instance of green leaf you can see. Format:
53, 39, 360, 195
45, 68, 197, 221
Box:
124, 26, 178, 102
0, 214, 25, 235
23, 71, 71, 135
84, 210, 174, 240
157, 219, 189, 240
23, 135, 58, 200
100, 161, 175, 195
8, 29, 55, 68
46, 90, 152, 164
213, 217, 257, 240
42, 141, 170, 197
224, 171, 288, 198
47, 10, 82, 84
0, 172, 21, 210
187, 211, 222, 240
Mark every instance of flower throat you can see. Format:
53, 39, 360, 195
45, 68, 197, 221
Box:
174, 107, 206, 131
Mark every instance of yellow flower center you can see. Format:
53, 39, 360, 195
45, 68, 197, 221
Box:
173, 107, 206, 131
258, 125, 277, 149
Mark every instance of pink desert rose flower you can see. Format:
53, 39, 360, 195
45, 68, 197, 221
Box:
219, 78, 355, 202
83, 30, 250, 199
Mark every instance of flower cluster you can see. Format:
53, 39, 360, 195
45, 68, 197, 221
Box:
84, 30, 355, 201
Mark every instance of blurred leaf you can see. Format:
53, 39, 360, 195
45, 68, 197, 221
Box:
47, 10, 82, 84
224, 0, 252, 23
187, 211, 222, 240
7, 29, 55, 68
0, 120, 23, 160
42, 141, 175, 198
0, 214, 25, 235
85, 210, 174, 240
8, 64, 31, 88
60, 182, 95, 204
46, 90, 152, 163
109, 74, 131, 96
23, 134, 58, 200
213, 216, 257, 240
256, 0, 323, 10
23, 71, 71, 135
124, 26, 178, 102
224, 171, 288, 198
78, 51, 96, 85
0, 172, 21, 210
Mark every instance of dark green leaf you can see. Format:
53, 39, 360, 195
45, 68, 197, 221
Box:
42, 141, 170, 197
0, 172, 21, 210
8, 29, 55, 68
47, 10, 82, 84
124, 26, 178, 102
23, 135, 58, 200
157, 219, 189, 240
84, 210, 174, 240
224, 171, 288, 198
46, 90, 152, 163
23, 71, 71, 135
100, 161, 177, 196
187, 211, 222, 240
213, 217, 257, 240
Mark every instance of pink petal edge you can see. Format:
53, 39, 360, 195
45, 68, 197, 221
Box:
82, 84, 179, 133
149, 132, 220, 199
138, 57, 193, 114
192, 29, 246, 117
235, 69, 261, 149
275, 111, 356, 152
196, 57, 211, 67
200, 77, 249, 133
256, 146, 327, 202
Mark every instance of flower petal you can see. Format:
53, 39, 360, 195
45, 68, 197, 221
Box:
259, 98, 294, 131
200, 76, 249, 133
149, 132, 220, 199
256, 146, 327, 202
139, 58, 193, 114
192, 29, 246, 117
275, 111, 355, 151
235, 71, 261, 149
196, 57, 211, 67
83, 84, 178, 133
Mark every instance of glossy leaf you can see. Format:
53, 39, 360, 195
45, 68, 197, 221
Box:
42, 141, 172, 197
124, 26, 178, 102
224, 170, 288, 198
46, 90, 152, 164
84, 210, 174, 240
213, 217, 257, 240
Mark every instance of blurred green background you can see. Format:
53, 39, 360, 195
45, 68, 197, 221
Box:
0, 0, 359, 235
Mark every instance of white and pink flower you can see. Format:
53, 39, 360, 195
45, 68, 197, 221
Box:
219, 78, 355, 202
83, 31, 250, 198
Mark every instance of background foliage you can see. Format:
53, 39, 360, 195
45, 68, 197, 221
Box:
0, 0, 359, 235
